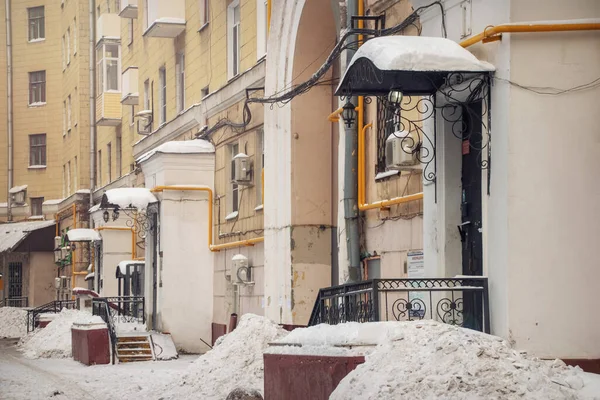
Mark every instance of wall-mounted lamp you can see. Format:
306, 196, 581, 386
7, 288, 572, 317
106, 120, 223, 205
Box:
388, 89, 403, 106
341, 101, 357, 128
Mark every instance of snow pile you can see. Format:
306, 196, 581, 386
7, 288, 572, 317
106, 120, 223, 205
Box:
103, 187, 158, 210
327, 320, 589, 400
67, 228, 102, 242
0, 307, 28, 338
155, 314, 288, 399
19, 309, 103, 359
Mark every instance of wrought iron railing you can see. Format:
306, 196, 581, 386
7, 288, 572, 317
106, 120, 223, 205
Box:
1, 297, 29, 308
26, 300, 77, 332
308, 277, 490, 333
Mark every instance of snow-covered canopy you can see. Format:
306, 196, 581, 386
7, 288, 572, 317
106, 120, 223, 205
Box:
9, 185, 27, 194
0, 220, 56, 253
67, 228, 102, 242
116, 260, 144, 276
136, 139, 214, 164
336, 36, 495, 96
101, 187, 158, 211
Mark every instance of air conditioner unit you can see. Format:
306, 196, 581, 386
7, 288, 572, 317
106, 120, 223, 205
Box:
54, 277, 61, 289
10, 191, 26, 205
385, 131, 421, 170
136, 110, 153, 135
54, 236, 62, 249
232, 153, 252, 185
61, 247, 70, 260
231, 254, 254, 285
60, 276, 70, 290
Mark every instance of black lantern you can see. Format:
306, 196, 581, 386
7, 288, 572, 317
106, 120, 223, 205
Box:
388, 89, 403, 106
112, 208, 120, 221
341, 101, 357, 128
103, 210, 110, 223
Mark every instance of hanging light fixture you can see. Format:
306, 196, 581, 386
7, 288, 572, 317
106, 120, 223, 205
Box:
341, 101, 357, 128
388, 89, 403, 106
112, 208, 120, 221
103, 210, 110, 223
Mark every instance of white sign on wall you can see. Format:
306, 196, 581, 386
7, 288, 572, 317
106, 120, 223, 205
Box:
407, 250, 425, 318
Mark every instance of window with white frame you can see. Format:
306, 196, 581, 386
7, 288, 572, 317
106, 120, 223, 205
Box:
63, 101, 67, 135
256, 128, 264, 206
230, 142, 240, 213
200, 0, 209, 27
73, 18, 77, 54
176, 53, 185, 113
143, 79, 150, 110
256, 0, 267, 58
28, 6, 45, 41
29, 134, 46, 166
66, 28, 71, 65
227, 1, 240, 79
97, 42, 121, 93
62, 36, 66, 69
159, 66, 166, 124
29, 71, 46, 104
67, 95, 72, 130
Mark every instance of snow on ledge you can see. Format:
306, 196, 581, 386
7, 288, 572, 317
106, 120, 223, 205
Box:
103, 187, 158, 210
375, 170, 400, 181
67, 228, 102, 242
344, 36, 495, 75
136, 139, 214, 164
9, 185, 27, 193
117, 260, 145, 275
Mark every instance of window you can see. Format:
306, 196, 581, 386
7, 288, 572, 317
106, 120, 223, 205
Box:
62, 36, 66, 69
97, 5, 101, 17
128, 19, 134, 45
67, 161, 71, 195
29, 134, 46, 166
130, 105, 135, 124
67, 95, 72, 130
256, 0, 268, 58
74, 156, 78, 190
62, 166, 66, 198
66, 28, 71, 65
73, 18, 77, 54
31, 197, 44, 216
115, 0, 121, 12
97, 43, 121, 92
97, 150, 102, 186
159, 66, 166, 124
28, 6, 45, 41
176, 53, 185, 113
63, 101, 67, 135
29, 71, 46, 105
200, 0, 209, 26
143, 0, 149, 31
256, 128, 264, 206
230, 143, 239, 213
116, 136, 122, 178
227, 1, 240, 79
143, 79, 150, 109
107, 143, 112, 183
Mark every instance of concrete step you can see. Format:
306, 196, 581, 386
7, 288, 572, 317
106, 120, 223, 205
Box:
117, 348, 153, 356
117, 336, 149, 343
119, 355, 153, 363
117, 342, 151, 349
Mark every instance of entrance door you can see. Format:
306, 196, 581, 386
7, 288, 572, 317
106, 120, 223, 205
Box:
8, 262, 23, 299
460, 101, 483, 329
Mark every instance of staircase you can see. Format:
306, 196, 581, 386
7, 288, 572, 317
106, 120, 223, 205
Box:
115, 335, 154, 363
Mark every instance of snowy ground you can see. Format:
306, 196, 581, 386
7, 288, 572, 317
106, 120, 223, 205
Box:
0, 338, 197, 400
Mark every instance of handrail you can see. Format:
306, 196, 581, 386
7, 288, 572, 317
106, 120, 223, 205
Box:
92, 298, 118, 364
27, 300, 76, 332
150, 186, 264, 252
460, 21, 600, 48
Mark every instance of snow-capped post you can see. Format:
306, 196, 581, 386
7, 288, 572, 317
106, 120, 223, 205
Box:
229, 313, 238, 333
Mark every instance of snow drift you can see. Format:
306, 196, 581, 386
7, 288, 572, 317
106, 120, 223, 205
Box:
154, 314, 288, 400
19, 309, 103, 359
323, 320, 591, 400
0, 307, 28, 338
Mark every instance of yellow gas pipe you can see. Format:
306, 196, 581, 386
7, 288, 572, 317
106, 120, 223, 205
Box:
150, 186, 264, 252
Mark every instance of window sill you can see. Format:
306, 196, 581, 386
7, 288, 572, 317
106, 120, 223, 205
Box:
28, 165, 47, 170
225, 211, 239, 221
68, 128, 71, 132
254, 204, 264, 212
198, 22, 209, 33
28, 102, 46, 108
375, 170, 400, 181
28, 38, 46, 44
28, 215, 44, 220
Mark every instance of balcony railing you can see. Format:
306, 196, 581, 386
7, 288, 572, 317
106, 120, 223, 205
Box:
308, 277, 490, 333
92, 296, 145, 325
1, 296, 29, 308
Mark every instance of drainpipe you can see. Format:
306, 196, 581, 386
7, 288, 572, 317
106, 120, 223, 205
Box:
343, 0, 360, 282
89, 0, 96, 226
5, 0, 13, 222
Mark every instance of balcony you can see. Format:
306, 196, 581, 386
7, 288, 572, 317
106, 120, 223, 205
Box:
143, 0, 186, 38
308, 277, 490, 333
121, 67, 139, 105
119, 0, 138, 19
97, 13, 121, 43
97, 92, 122, 126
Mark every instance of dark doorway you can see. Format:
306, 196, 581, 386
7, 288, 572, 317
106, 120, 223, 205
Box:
149, 207, 159, 331
460, 101, 483, 330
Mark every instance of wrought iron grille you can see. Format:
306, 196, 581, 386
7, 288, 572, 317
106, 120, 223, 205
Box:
27, 300, 77, 332
8, 262, 23, 298
92, 296, 145, 325
308, 277, 490, 333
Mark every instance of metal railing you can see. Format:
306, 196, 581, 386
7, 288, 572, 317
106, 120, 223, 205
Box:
1, 297, 29, 308
26, 300, 77, 332
308, 277, 490, 333
91, 298, 119, 364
